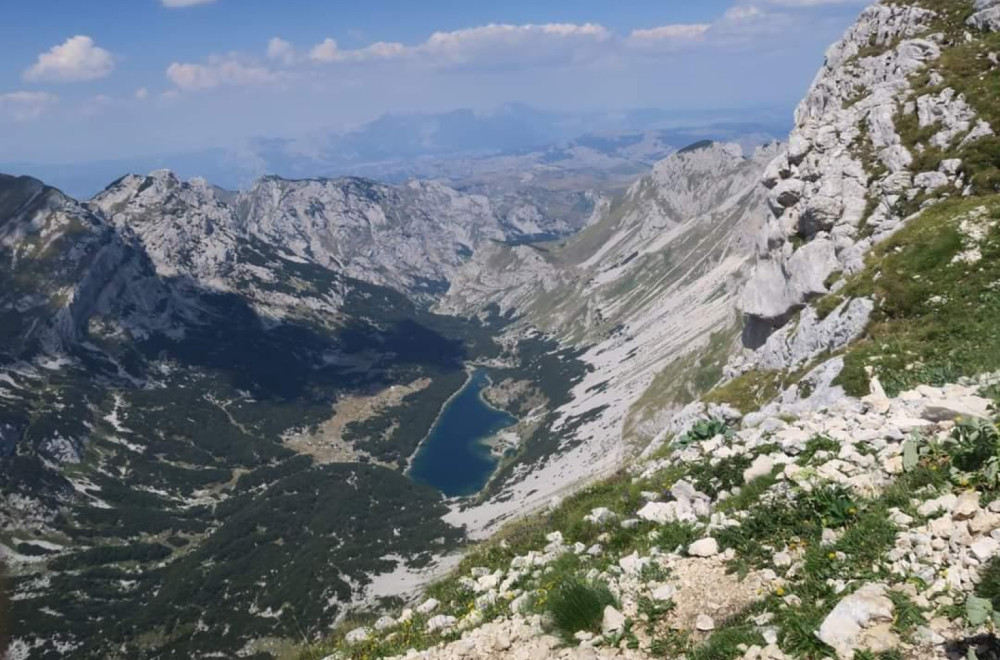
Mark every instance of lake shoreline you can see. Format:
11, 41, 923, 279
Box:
407, 367, 517, 497
403, 367, 472, 475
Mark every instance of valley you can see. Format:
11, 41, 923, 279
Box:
5, 1, 1000, 658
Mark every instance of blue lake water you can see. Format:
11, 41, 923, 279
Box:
409, 369, 516, 497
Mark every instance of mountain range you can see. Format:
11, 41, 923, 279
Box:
5, 0, 1000, 658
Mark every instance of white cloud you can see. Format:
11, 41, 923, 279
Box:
309, 38, 341, 63
135, 87, 150, 100
309, 38, 406, 63
24, 36, 115, 83
0, 91, 58, 121
267, 37, 297, 64
161, 0, 217, 7
306, 23, 612, 70
723, 5, 765, 22
169, 3, 858, 94
629, 24, 711, 41
166, 56, 280, 91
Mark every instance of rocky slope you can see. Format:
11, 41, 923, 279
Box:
314, 374, 1000, 660
435, 141, 780, 535
91, 170, 531, 315
0, 173, 180, 355
312, 1, 1000, 659
735, 0, 999, 376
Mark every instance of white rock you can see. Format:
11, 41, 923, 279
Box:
953, 490, 982, 520
688, 538, 720, 558
602, 606, 626, 635
416, 598, 440, 615
744, 455, 776, 483
585, 508, 617, 526
773, 551, 793, 568
918, 494, 958, 517
696, 614, 716, 631
374, 616, 396, 632
817, 584, 894, 659
345, 627, 370, 645
651, 584, 677, 602
425, 615, 457, 632
971, 537, 1000, 562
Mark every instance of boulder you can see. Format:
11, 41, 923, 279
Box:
696, 614, 716, 631
688, 537, 720, 558
416, 598, 440, 615
969, 0, 1000, 31
744, 455, 776, 484
425, 615, 457, 633
602, 606, 626, 636
818, 583, 895, 659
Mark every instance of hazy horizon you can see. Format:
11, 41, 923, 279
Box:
1, 0, 869, 166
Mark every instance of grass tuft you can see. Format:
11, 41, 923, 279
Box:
546, 578, 617, 639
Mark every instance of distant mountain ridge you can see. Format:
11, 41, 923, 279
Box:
0, 104, 788, 199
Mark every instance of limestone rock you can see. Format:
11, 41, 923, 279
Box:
969, 0, 1000, 32
602, 606, 625, 636
744, 455, 776, 484
688, 538, 720, 558
818, 583, 894, 659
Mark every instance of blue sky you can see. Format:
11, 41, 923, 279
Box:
0, 0, 870, 164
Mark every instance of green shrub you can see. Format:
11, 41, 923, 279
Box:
797, 435, 841, 466
976, 556, 1000, 609
688, 609, 766, 660
886, 590, 924, 635
655, 522, 699, 553
805, 485, 860, 529
546, 578, 617, 639
704, 370, 783, 415
950, 418, 1000, 480
675, 418, 730, 449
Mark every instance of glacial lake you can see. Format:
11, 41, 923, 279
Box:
409, 369, 515, 497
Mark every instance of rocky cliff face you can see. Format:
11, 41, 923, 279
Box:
738, 1, 996, 361
237, 176, 506, 296
439, 142, 776, 341
0, 174, 177, 354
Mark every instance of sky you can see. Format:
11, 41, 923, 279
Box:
0, 0, 871, 165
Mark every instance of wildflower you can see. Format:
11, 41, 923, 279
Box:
828, 552, 837, 560
775, 586, 786, 597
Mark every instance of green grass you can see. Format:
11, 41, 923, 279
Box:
976, 556, 1000, 608
687, 606, 767, 660
546, 578, 617, 639
655, 522, 700, 554
887, 590, 925, 637
703, 369, 784, 415
797, 435, 841, 466
825, 196, 1000, 396
717, 471, 779, 513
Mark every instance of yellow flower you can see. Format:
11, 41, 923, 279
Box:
775, 587, 786, 597
828, 552, 837, 560
848, 507, 857, 515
